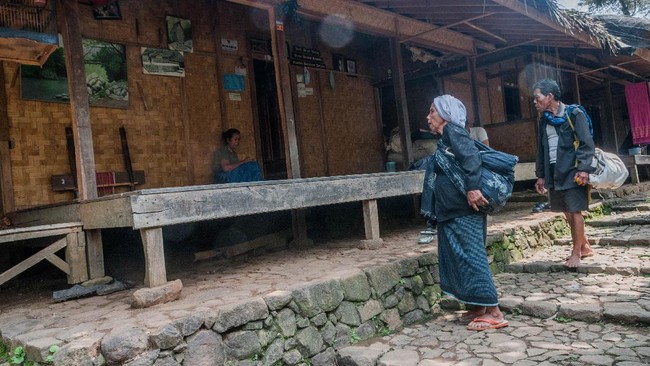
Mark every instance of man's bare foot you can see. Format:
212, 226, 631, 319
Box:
564, 254, 581, 268
565, 246, 593, 260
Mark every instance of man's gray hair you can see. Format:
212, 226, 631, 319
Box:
533, 79, 561, 101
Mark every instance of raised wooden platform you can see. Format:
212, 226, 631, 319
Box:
0, 222, 87, 286
620, 154, 650, 184
12, 172, 425, 287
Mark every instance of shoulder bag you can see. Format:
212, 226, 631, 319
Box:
566, 112, 629, 190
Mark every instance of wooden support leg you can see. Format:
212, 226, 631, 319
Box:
290, 209, 313, 247
360, 199, 383, 249
86, 229, 105, 279
630, 165, 640, 184
141, 227, 166, 287
64, 231, 88, 284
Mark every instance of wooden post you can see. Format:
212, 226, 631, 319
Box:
141, 227, 167, 287
59, 0, 104, 280
0, 62, 15, 214
64, 231, 88, 283
269, 8, 310, 247
572, 67, 581, 105
362, 199, 380, 240
390, 37, 413, 168
180, 79, 195, 185
59, 0, 98, 200
85, 228, 104, 278
269, 8, 301, 179
467, 57, 482, 126
604, 78, 619, 152
360, 199, 383, 249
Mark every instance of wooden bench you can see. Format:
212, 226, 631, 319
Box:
72, 171, 425, 287
0, 222, 88, 287
620, 154, 650, 184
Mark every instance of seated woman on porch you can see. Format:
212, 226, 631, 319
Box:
212, 128, 262, 183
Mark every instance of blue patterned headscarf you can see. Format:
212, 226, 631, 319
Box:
433, 95, 466, 128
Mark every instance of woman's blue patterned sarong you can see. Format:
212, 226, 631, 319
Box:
438, 213, 498, 306
215, 161, 262, 183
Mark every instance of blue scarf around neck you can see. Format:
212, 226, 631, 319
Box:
542, 110, 567, 127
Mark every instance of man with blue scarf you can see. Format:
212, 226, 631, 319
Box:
533, 79, 596, 268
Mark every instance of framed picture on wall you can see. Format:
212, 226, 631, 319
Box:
332, 54, 345, 72
345, 58, 357, 74
166, 16, 193, 53
21, 37, 128, 108
141, 47, 185, 77
92, 0, 121, 20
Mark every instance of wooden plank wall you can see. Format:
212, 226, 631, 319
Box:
286, 22, 386, 177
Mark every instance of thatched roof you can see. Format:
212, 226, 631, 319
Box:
594, 14, 650, 50
527, 0, 621, 52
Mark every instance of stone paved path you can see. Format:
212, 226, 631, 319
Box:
337, 192, 650, 366
1, 188, 650, 365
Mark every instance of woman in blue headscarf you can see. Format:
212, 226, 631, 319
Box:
427, 95, 508, 331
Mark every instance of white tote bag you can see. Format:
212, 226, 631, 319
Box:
589, 148, 629, 190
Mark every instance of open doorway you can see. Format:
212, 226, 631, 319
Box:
252, 59, 287, 180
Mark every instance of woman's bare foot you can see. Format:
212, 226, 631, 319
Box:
466, 311, 508, 331
458, 307, 486, 323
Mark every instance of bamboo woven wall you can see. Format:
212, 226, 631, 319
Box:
3, 0, 231, 209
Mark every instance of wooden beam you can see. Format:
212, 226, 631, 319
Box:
390, 37, 413, 167
120, 172, 424, 229
610, 65, 647, 81
463, 21, 507, 44
489, 0, 601, 49
474, 39, 540, 58
0, 238, 66, 286
400, 12, 495, 43
265, 0, 476, 55
579, 60, 641, 76
633, 48, 650, 63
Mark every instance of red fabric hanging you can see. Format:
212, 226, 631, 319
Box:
625, 82, 650, 145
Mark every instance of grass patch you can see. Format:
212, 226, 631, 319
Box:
554, 315, 574, 323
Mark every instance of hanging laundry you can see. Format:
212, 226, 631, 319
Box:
625, 82, 650, 145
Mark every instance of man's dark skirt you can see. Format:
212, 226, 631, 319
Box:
549, 185, 590, 213
438, 213, 499, 307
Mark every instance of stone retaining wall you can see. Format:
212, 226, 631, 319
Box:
51, 253, 442, 365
